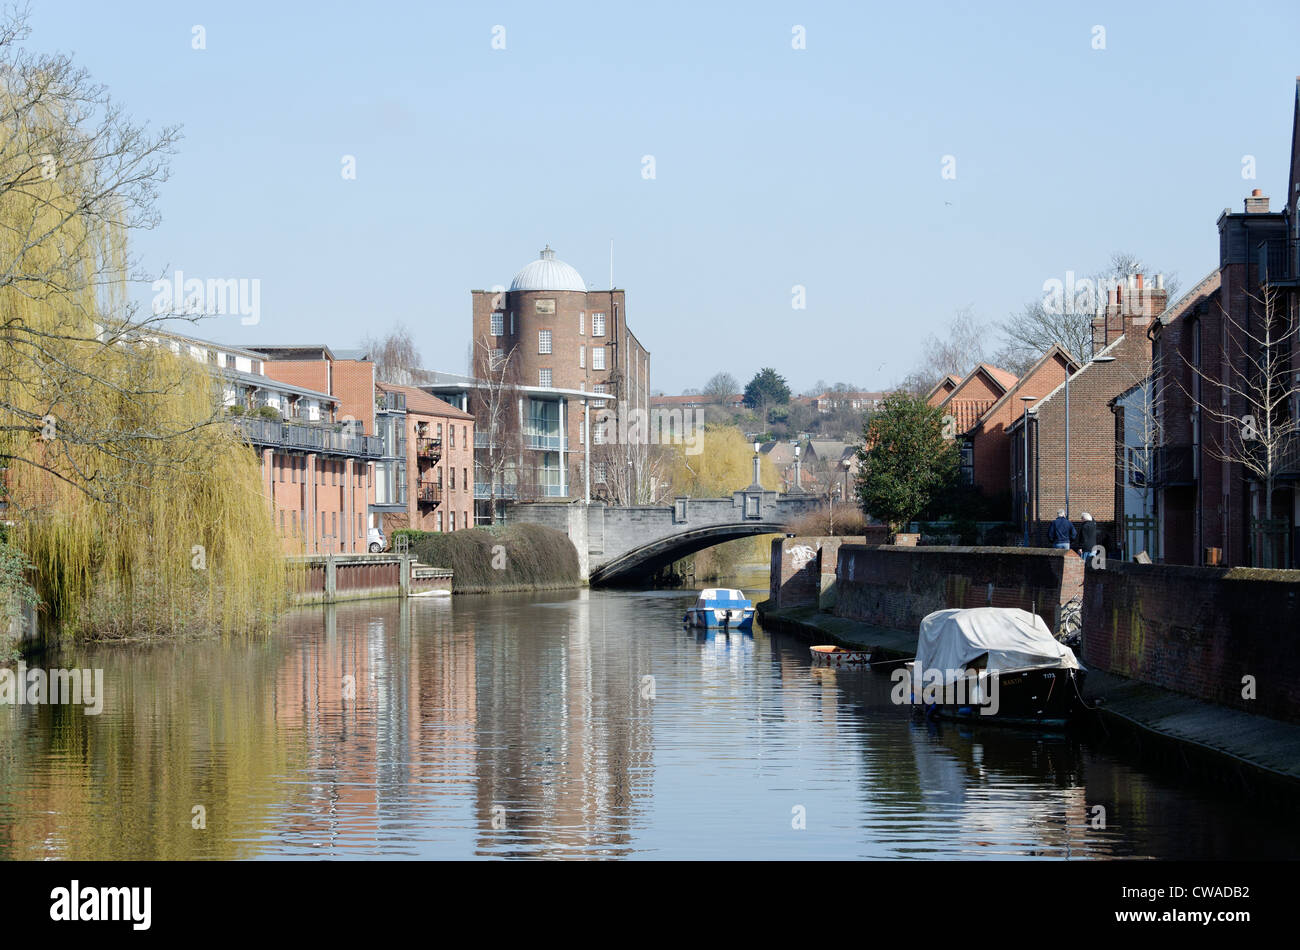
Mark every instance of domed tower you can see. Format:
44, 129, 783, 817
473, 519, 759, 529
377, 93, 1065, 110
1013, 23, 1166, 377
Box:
469, 246, 651, 504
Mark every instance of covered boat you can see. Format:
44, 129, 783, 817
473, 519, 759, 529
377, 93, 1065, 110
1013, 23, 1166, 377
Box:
907, 607, 1087, 727
683, 588, 755, 630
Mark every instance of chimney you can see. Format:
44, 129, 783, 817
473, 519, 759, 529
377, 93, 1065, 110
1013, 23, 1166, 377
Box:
1245, 188, 1270, 214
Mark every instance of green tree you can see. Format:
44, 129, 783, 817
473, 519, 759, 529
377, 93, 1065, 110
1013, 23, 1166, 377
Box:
855, 393, 957, 533
743, 368, 791, 423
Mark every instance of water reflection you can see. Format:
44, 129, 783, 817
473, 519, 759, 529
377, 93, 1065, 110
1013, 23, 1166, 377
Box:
1, 585, 1297, 859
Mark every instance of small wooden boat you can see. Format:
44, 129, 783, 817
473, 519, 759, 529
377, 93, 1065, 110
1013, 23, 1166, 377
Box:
683, 588, 755, 630
809, 645, 872, 667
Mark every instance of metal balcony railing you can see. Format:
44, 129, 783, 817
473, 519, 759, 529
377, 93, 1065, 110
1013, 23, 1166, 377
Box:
417, 437, 442, 463
474, 482, 519, 500
525, 433, 565, 451
375, 391, 406, 412
234, 417, 384, 458
1152, 445, 1196, 486
417, 482, 443, 506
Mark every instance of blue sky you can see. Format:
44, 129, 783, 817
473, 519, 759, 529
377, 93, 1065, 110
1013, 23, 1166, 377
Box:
30, 0, 1300, 394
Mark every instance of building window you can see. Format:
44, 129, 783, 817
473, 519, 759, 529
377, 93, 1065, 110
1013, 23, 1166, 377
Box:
592, 312, 606, 337
491, 348, 504, 368
539, 329, 552, 354
490, 311, 504, 336
593, 462, 607, 482
450, 426, 455, 448
579, 311, 585, 335
593, 383, 606, 395
436, 511, 442, 532
540, 368, 552, 387
463, 467, 468, 490
592, 346, 605, 370
437, 423, 443, 440
450, 511, 456, 531
580, 345, 585, 369
450, 467, 455, 490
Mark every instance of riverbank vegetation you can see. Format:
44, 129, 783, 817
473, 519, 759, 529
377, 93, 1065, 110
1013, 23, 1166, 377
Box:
0, 11, 287, 642
394, 523, 580, 593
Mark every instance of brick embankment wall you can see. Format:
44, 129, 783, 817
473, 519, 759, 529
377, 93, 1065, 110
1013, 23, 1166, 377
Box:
1082, 563, 1300, 723
833, 545, 1084, 633
768, 534, 880, 610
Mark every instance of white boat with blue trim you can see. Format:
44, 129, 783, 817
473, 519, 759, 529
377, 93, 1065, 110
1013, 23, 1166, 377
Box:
683, 588, 755, 630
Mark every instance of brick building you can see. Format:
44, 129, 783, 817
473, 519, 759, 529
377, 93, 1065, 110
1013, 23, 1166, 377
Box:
925, 374, 962, 407
936, 363, 1018, 488
1150, 81, 1300, 567
468, 247, 651, 503
1012, 278, 1168, 547
374, 383, 475, 534
969, 345, 1076, 517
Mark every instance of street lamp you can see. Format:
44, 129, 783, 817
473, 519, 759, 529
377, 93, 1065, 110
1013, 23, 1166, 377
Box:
1065, 354, 1115, 517
1020, 395, 1035, 545
750, 440, 762, 490
791, 443, 803, 494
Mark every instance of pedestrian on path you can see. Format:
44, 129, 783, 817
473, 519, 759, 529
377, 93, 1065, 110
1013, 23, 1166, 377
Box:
1049, 509, 1076, 550
1079, 512, 1097, 563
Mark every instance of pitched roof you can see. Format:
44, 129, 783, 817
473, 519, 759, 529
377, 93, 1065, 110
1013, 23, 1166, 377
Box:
938, 363, 1019, 433
378, 382, 474, 420
925, 374, 962, 404
974, 344, 1078, 431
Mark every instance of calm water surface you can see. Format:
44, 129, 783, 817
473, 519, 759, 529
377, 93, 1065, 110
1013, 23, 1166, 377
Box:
2, 581, 1297, 859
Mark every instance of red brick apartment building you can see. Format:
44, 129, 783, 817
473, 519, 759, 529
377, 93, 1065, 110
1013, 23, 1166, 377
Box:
373, 383, 475, 535
469, 246, 650, 499
1010, 278, 1168, 546
1150, 80, 1300, 566
925, 374, 962, 407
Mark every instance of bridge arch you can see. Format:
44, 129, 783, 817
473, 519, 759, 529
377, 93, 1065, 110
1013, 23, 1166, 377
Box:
504, 490, 826, 585
588, 521, 789, 586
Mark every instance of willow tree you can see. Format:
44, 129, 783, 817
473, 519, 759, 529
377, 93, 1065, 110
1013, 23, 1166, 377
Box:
0, 10, 286, 638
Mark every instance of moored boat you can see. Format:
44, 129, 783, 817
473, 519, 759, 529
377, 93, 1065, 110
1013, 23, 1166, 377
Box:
906, 607, 1088, 728
809, 645, 872, 667
683, 588, 755, 630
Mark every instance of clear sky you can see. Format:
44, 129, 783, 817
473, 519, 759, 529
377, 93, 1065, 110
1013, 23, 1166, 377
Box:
29, 0, 1300, 395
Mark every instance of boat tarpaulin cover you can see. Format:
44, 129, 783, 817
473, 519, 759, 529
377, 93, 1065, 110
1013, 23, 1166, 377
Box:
916, 608, 1081, 684
695, 598, 751, 609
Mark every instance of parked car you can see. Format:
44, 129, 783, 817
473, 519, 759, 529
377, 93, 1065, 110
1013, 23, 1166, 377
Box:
367, 527, 386, 553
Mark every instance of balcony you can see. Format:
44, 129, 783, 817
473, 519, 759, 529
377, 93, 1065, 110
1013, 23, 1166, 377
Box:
525, 433, 566, 451
474, 482, 519, 500
234, 417, 383, 458
1151, 445, 1196, 486
375, 391, 406, 412
1259, 238, 1300, 285
417, 482, 443, 507
1274, 436, 1300, 478
417, 437, 442, 464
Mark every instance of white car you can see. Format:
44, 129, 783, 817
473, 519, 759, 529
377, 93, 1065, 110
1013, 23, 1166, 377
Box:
367, 527, 386, 553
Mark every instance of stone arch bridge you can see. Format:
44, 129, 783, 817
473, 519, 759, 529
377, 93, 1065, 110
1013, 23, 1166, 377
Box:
505, 489, 825, 585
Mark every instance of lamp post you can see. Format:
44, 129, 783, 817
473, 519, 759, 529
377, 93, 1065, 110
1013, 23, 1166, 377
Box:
1020, 395, 1035, 545
791, 443, 803, 494
751, 440, 762, 490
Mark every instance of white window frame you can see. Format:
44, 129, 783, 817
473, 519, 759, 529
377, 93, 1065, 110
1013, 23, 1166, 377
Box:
592, 312, 606, 337
490, 312, 504, 336
579, 311, 585, 335
592, 346, 606, 370
539, 329, 552, 355
580, 344, 585, 369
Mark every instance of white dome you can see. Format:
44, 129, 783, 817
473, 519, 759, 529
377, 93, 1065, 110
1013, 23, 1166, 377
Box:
509, 245, 586, 292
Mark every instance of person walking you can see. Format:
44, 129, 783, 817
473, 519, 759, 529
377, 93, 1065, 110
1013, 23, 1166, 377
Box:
1049, 509, 1076, 550
1079, 512, 1097, 564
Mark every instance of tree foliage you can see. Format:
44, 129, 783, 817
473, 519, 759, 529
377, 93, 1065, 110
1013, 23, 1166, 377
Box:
742, 367, 791, 416
854, 393, 957, 532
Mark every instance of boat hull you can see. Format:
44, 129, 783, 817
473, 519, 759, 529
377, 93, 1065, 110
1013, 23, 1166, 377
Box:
917, 667, 1088, 728
683, 607, 754, 630
810, 645, 872, 667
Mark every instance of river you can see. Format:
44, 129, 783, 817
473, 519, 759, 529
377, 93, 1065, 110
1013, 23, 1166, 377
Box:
1, 579, 1296, 859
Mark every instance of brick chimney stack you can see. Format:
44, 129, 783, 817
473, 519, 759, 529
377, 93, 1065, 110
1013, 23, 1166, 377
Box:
1245, 188, 1270, 213
1092, 273, 1169, 351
